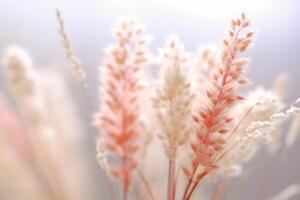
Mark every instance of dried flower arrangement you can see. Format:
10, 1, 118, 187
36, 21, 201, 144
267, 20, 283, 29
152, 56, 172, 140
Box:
0, 10, 299, 200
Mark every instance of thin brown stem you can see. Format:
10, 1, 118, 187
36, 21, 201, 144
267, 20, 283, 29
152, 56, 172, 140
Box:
184, 171, 208, 200
167, 158, 176, 200
228, 102, 258, 140
174, 164, 181, 199
185, 182, 198, 200
215, 102, 259, 163
182, 178, 193, 200
182, 164, 198, 200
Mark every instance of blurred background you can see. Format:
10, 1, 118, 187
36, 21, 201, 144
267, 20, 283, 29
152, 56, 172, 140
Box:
0, 0, 299, 199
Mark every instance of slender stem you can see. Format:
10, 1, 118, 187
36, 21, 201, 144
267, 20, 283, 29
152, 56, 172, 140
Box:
184, 171, 207, 200
182, 178, 193, 200
228, 102, 258, 140
174, 165, 181, 199
185, 181, 198, 200
215, 102, 259, 164
167, 158, 176, 200
182, 180, 192, 200
182, 164, 199, 200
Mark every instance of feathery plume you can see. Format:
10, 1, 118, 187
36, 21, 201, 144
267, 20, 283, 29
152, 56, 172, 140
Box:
153, 35, 194, 159
56, 9, 86, 84
93, 17, 149, 198
216, 96, 300, 178
2, 46, 36, 102
2, 46, 45, 126
212, 88, 282, 177
1, 48, 62, 199
182, 13, 254, 200
153, 35, 194, 200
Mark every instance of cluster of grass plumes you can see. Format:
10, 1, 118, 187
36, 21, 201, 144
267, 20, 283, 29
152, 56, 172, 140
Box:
89, 13, 298, 200
0, 11, 300, 200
